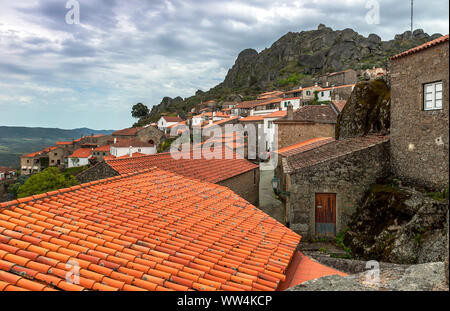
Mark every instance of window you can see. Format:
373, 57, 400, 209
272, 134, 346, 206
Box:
306, 91, 311, 96
268, 121, 273, 129
321, 92, 324, 96
424, 81, 443, 110
103, 152, 106, 156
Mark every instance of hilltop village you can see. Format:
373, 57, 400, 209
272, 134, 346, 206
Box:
0, 35, 448, 291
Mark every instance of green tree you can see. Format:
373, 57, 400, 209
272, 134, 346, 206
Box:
17, 167, 78, 199
131, 103, 150, 119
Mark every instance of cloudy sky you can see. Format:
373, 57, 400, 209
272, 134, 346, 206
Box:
0, 0, 448, 130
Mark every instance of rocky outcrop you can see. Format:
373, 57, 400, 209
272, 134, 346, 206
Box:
335, 79, 390, 139
144, 25, 441, 125
343, 185, 449, 265
287, 262, 448, 291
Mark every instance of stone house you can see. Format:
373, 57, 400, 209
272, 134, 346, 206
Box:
318, 69, 358, 87
76, 150, 260, 205
91, 145, 112, 162
48, 147, 68, 168
20, 147, 54, 175
283, 85, 322, 106
317, 84, 355, 102
279, 135, 390, 239
112, 126, 165, 147
234, 97, 282, 117
390, 34, 449, 191
273, 104, 338, 150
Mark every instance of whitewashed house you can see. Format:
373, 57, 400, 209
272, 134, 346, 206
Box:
110, 138, 157, 158
157, 116, 183, 133
68, 148, 93, 168
262, 110, 288, 152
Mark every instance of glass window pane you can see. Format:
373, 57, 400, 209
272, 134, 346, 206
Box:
426, 93, 434, 101
435, 91, 442, 100
435, 82, 443, 92
435, 99, 442, 109
425, 100, 434, 109
425, 84, 434, 93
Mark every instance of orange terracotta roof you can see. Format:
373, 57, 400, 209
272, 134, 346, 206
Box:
278, 251, 347, 290
162, 116, 183, 123
69, 148, 93, 159
56, 141, 73, 146
106, 149, 257, 184
239, 116, 265, 122
236, 98, 282, 109
275, 137, 335, 157
391, 34, 449, 60
93, 145, 111, 152
202, 116, 239, 129
23, 147, 56, 158
0, 168, 301, 291
263, 110, 287, 119
114, 153, 147, 159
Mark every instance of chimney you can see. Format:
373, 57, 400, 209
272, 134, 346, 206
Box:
114, 138, 117, 144
287, 104, 294, 121
129, 146, 132, 158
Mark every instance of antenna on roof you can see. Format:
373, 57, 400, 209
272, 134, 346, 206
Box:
411, 0, 414, 35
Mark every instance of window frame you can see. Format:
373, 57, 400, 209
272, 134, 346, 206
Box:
423, 81, 443, 111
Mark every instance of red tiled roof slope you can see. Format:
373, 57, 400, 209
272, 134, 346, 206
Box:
275, 137, 335, 157
112, 128, 142, 136
69, 148, 92, 158
391, 35, 449, 60
0, 168, 301, 291
106, 150, 258, 184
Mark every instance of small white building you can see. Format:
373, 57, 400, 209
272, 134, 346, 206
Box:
262, 110, 287, 152
317, 89, 332, 102
280, 97, 302, 110
68, 148, 93, 168
157, 116, 183, 132
110, 138, 157, 158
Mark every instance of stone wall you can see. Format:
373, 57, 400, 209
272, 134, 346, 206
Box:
287, 141, 390, 239
390, 41, 449, 191
76, 162, 119, 184
218, 169, 260, 206
276, 122, 335, 149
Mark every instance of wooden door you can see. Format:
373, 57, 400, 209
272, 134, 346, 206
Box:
315, 193, 336, 238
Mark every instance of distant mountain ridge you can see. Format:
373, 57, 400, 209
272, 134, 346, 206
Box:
0, 126, 115, 168
138, 25, 442, 126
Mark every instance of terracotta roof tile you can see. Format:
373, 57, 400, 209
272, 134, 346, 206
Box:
162, 116, 183, 123
275, 137, 335, 157
0, 168, 301, 291
69, 148, 93, 159
105, 150, 258, 184
112, 138, 154, 148
391, 35, 449, 60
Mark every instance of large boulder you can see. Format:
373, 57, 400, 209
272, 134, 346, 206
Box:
343, 185, 449, 264
336, 79, 390, 139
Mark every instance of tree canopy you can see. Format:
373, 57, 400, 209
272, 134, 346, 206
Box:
17, 167, 78, 198
131, 103, 150, 119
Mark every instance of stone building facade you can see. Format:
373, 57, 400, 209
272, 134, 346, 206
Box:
274, 105, 338, 150
281, 135, 390, 239
390, 35, 449, 191
112, 126, 165, 147
318, 69, 358, 87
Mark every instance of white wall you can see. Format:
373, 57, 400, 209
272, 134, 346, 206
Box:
111, 146, 157, 157
317, 90, 332, 102
280, 98, 301, 110
68, 157, 90, 168
0, 173, 4, 180
157, 118, 167, 131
